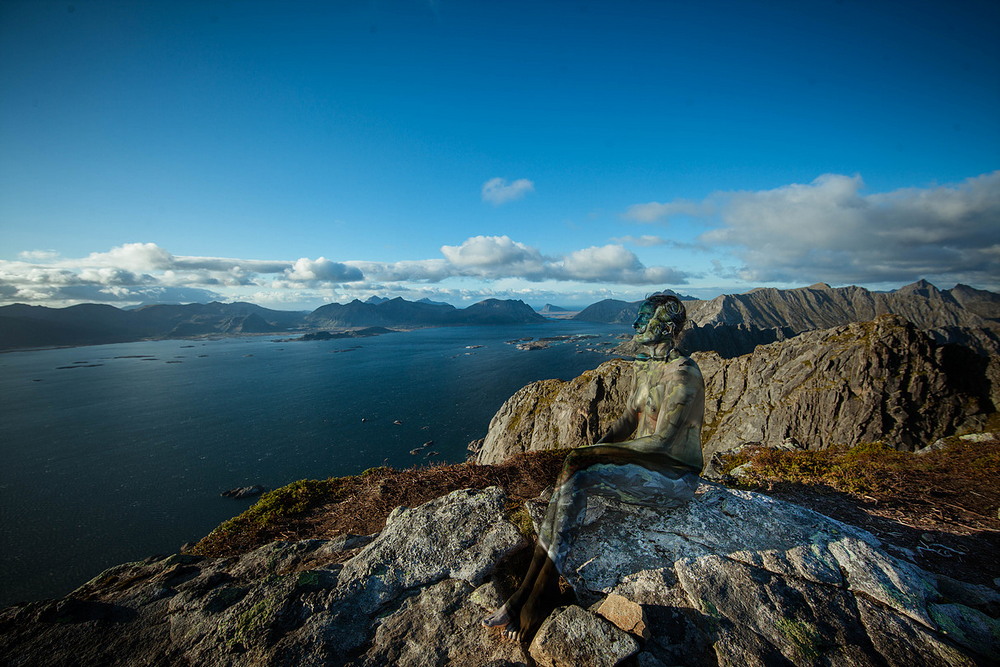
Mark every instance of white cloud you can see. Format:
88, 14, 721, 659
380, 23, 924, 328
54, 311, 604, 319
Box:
623, 198, 711, 223
334, 236, 690, 286
0, 235, 691, 308
284, 257, 364, 283
18, 249, 59, 261
86, 242, 175, 272
611, 235, 668, 247
700, 171, 1000, 286
440, 235, 547, 277
347, 259, 452, 283
553, 245, 688, 284
481, 177, 535, 205
625, 170, 1000, 289
78, 267, 154, 286
0, 243, 365, 306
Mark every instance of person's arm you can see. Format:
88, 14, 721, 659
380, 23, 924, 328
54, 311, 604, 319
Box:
594, 408, 638, 444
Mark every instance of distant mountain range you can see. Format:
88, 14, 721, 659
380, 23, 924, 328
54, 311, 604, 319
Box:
0, 298, 545, 351
307, 297, 545, 329
574, 281, 999, 330
591, 281, 1000, 358
2, 282, 997, 352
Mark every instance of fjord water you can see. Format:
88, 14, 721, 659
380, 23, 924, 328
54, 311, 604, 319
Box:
0, 322, 621, 606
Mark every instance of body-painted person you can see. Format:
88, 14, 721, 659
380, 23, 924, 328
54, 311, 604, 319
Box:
482, 293, 705, 640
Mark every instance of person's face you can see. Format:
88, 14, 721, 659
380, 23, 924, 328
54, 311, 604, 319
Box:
633, 302, 670, 346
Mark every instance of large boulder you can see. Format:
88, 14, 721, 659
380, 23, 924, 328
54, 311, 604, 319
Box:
0, 487, 534, 666
556, 484, 998, 665
476, 358, 634, 465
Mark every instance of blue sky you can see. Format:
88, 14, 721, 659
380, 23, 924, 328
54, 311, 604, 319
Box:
1, 0, 998, 310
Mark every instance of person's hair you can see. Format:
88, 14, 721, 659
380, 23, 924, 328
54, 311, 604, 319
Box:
646, 293, 686, 327
643, 292, 688, 350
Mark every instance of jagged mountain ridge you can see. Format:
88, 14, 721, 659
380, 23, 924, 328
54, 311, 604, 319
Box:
576, 281, 995, 332
688, 280, 991, 331
591, 281, 999, 359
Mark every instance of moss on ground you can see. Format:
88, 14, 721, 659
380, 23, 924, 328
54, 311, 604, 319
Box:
190, 449, 568, 558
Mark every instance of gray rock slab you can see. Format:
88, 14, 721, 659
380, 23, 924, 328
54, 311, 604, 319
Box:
336, 486, 527, 614
356, 579, 530, 666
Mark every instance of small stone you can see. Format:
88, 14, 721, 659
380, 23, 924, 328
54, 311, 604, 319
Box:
595, 594, 650, 639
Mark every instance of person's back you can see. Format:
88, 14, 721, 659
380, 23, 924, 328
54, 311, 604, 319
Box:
627, 348, 704, 474
483, 292, 705, 640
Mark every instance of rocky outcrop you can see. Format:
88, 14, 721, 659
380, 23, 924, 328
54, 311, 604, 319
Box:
476, 358, 635, 464
0, 487, 532, 666
548, 484, 999, 666
3, 484, 995, 666
477, 316, 998, 464
695, 316, 997, 459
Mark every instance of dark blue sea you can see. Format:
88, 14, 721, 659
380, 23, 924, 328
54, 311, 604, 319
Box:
0, 322, 624, 606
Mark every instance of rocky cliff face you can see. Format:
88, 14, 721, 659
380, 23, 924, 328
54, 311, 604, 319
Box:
476, 358, 635, 465
2, 484, 996, 666
477, 316, 998, 464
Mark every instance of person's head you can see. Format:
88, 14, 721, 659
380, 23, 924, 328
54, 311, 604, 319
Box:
632, 293, 686, 351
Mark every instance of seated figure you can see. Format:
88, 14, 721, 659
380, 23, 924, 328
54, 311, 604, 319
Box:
483, 293, 705, 640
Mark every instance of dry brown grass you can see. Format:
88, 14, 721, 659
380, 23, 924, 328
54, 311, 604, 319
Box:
190, 449, 568, 558
190, 439, 1000, 587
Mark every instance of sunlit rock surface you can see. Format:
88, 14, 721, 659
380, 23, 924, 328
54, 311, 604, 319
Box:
2, 484, 995, 666
477, 315, 998, 464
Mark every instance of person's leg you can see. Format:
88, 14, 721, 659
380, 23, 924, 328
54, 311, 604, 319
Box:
483, 447, 617, 638
483, 446, 697, 640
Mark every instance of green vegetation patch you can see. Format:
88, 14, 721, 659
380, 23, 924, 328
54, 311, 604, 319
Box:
775, 618, 825, 662
719, 435, 1000, 505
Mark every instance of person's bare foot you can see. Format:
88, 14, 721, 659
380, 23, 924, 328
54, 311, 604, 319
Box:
482, 604, 523, 640
482, 604, 512, 628
513, 593, 547, 641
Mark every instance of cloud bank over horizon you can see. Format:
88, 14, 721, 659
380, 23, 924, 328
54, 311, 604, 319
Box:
3, 172, 996, 309
627, 170, 1000, 290
0, 235, 688, 309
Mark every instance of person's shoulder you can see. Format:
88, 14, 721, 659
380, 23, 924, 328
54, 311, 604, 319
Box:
668, 351, 703, 377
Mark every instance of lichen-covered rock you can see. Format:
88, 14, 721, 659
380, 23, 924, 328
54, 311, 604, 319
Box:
0, 487, 528, 666
556, 484, 993, 666
476, 358, 634, 464
528, 604, 640, 667
335, 487, 528, 613
1, 483, 995, 666
358, 579, 531, 666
